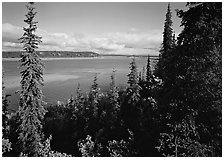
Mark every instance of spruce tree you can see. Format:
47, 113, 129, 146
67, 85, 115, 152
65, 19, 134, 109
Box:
121, 58, 141, 131
2, 70, 12, 156
161, 3, 174, 55
18, 2, 46, 156
108, 69, 120, 122
155, 3, 175, 79
141, 66, 145, 82
175, 2, 222, 155
84, 74, 101, 135
92, 73, 99, 91
110, 69, 116, 89
2, 70, 10, 138
127, 58, 138, 90
157, 2, 222, 156
146, 55, 152, 82
75, 83, 85, 113
172, 32, 176, 48
138, 72, 142, 82
89, 73, 100, 117
71, 83, 86, 122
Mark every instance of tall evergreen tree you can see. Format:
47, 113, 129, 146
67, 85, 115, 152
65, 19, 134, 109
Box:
108, 69, 120, 122
155, 3, 175, 79
92, 73, 99, 91
89, 73, 100, 118
110, 69, 116, 90
141, 66, 145, 82
2, 70, 12, 156
127, 58, 139, 90
2, 70, 10, 138
121, 58, 141, 132
172, 32, 176, 48
176, 3, 222, 155
157, 2, 222, 156
74, 83, 85, 113
138, 72, 142, 83
146, 55, 152, 82
161, 3, 174, 55
18, 2, 46, 156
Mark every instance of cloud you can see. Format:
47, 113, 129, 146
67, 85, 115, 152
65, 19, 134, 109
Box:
101, 47, 159, 56
2, 23, 22, 34
105, 30, 162, 49
89, 38, 125, 52
2, 23, 23, 43
2, 23, 162, 55
2, 42, 22, 51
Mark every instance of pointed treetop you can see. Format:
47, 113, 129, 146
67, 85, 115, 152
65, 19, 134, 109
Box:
18, 2, 45, 156
110, 69, 116, 89
167, 3, 172, 18
146, 55, 152, 82
91, 73, 99, 91
142, 66, 145, 81
161, 2, 174, 54
76, 83, 82, 94
127, 58, 138, 88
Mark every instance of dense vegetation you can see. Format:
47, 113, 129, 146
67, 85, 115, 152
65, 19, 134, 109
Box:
2, 2, 222, 157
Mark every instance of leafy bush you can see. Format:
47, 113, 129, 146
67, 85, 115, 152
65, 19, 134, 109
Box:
2, 138, 12, 155
77, 135, 102, 157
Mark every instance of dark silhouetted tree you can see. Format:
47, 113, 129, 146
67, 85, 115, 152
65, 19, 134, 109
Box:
155, 3, 175, 79
73, 83, 85, 116
175, 2, 222, 156
2, 71, 10, 138
141, 66, 145, 82
89, 73, 100, 117
138, 72, 142, 83
108, 69, 120, 123
2, 70, 12, 156
121, 58, 141, 133
127, 58, 139, 90
146, 55, 152, 82
157, 2, 222, 156
85, 74, 102, 136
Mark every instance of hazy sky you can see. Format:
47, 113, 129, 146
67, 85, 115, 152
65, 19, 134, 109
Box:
2, 2, 187, 55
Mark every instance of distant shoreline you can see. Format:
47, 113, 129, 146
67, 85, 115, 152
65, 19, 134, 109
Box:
2, 57, 106, 61
2, 56, 159, 61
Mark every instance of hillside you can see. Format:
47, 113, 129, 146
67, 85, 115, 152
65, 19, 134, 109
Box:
2, 51, 100, 58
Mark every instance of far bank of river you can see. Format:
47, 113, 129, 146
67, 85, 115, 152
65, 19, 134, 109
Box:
2, 57, 105, 61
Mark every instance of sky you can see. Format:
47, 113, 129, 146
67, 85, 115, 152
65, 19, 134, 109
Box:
2, 2, 187, 55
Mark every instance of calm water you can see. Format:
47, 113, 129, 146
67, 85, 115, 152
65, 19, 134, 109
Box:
3, 56, 156, 111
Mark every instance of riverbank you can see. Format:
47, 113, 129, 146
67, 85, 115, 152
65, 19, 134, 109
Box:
2, 57, 107, 61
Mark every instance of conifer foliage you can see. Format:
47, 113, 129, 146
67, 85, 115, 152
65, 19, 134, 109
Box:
127, 58, 139, 90
157, 2, 222, 156
146, 55, 152, 82
121, 58, 141, 132
161, 3, 174, 54
126, 58, 141, 107
176, 3, 222, 155
108, 69, 120, 122
2, 71, 10, 139
89, 73, 100, 117
3, 2, 222, 157
18, 2, 46, 156
2, 71, 12, 155
156, 3, 175, 79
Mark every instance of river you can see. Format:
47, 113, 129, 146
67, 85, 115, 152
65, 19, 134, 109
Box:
3, 56, 157, 111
